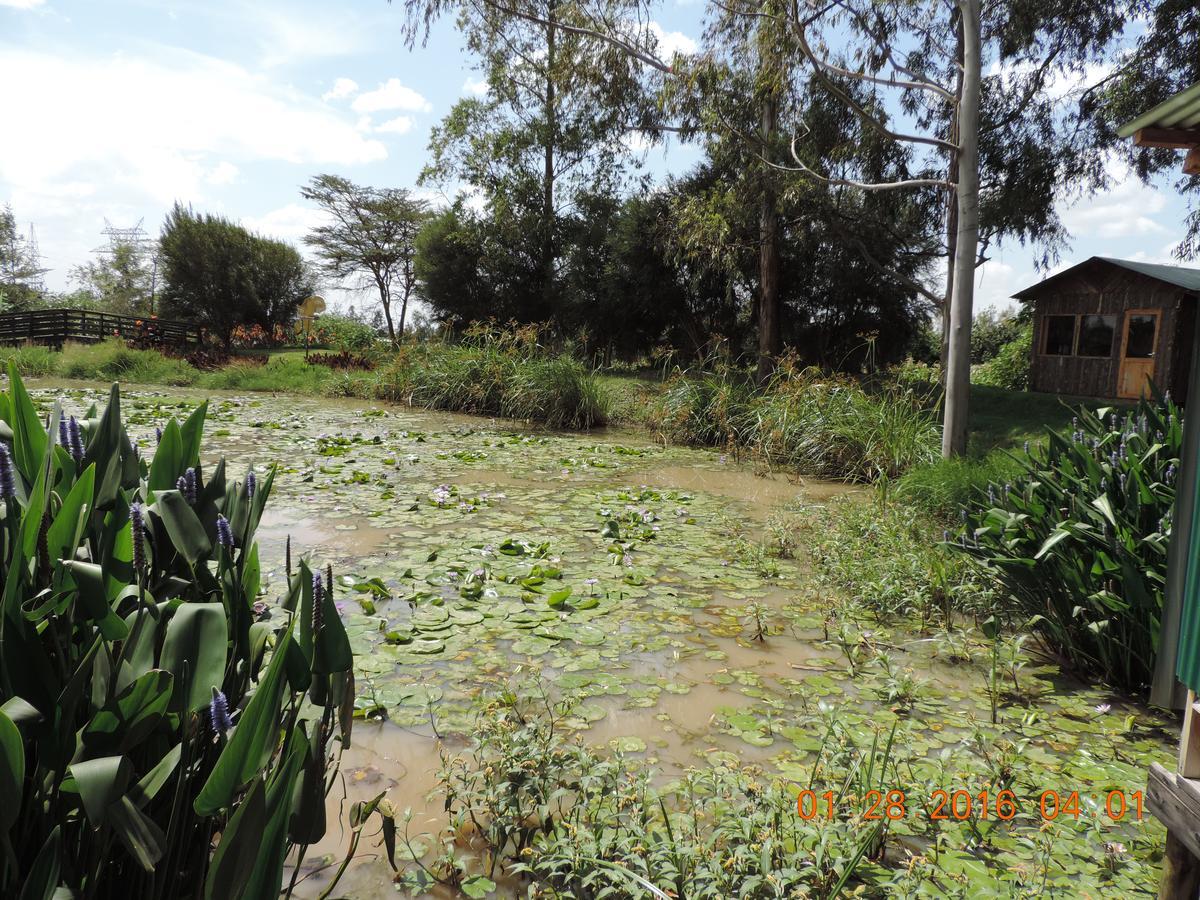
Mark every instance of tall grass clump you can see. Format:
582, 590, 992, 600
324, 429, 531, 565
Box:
649, 358, 939, 482
0, 365, 385, 897
0, 343, 59, 377
58, 339, 198, 386
198, 355, 369, 396
955, 392, 1180, 691
896, 450, 1023, 520
377, 324, 609, 429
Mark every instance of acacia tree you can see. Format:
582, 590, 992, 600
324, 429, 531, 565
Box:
301, 175, 429, 343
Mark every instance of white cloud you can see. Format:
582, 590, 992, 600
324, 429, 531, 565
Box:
462, 77, 488, 97
243, 202, 327, 245
375, 115, 414, 135
0, 0, 45, 8
253, 10, 366, 68
206, 161, 240, 185
649, 22, 696, 58
0, 46, 388, 287
1060, 160, 1169, 240
351, 78, 432, 114
322, 77, 359, 101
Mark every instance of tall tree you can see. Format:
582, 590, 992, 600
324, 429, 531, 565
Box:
410, 0, 660, 320
159, 204, 313, 347
300, 175, 428, 343
70, 239, 154, 316
0, 205, 47, 312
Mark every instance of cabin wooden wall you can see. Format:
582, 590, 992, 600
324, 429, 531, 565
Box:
1027, 266, 1193, 401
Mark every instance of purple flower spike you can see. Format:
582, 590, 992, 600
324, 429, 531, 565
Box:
210, 689, 233, 736
183, 467, 198, 504
155, 426, 163, 444
312, 572, 325, 636
130, 501, 146, 571
67, 416, 85, 464
215, 514, 234, 550
58, 418, 69, 447
0, 443, 15, 501
245, 470, 256, 500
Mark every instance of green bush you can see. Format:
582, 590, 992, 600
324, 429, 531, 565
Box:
956, 393, 1180, 690
0, 366, 377, 897
0, 343, 59, 378
649, 361, 940, 482
311, 314, 379, 353
58, 340, 198, 386
376, 326, 609, 429
972, 323, 1031, 390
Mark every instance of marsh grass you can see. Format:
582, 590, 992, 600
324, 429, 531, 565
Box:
649, 358, 939, 482
377, 325, 609, 429
0, 342, 58, 377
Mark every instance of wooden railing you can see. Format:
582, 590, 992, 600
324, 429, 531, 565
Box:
0, 309, 201, 348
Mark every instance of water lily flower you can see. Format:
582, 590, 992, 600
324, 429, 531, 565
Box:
1095, 703, 1112, 714
215, 514, 234, 550
0, 443, 15, 502
252, 600, 270, 620
210, 689, 233, 736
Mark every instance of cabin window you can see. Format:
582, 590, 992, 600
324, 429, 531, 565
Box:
1077, 314, 1116, 357
1124, 313, 1158, 358
1042, 315, 1076, 356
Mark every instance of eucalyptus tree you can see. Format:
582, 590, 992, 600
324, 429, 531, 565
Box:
301, 175, 429, 343
407, 0, 665, 318
0, 205, 46, 312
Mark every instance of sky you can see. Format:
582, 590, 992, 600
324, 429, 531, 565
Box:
0, 0, 1193, 316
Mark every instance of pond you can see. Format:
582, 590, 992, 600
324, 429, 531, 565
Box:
31, 383, 1181, 896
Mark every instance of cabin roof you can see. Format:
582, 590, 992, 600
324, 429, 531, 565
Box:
1012, 256, 1200, 301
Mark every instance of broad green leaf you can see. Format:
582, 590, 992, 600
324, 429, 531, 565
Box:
160, 603, 228, 712
5, 362, 47, 483
128, 745, 181, 809
83, 670, 173, 755
46, 463, 95, 566
153, 490, 212, 567
288, 724, 326, 844
68, 755, 131, 826
107, 794, 166, 872
64, 561, 129, 641
241, 727, 306, 900
148, 418, 184, 497
204, 777, 266, 900
194, 632, 294, 815
179, 401, 208, 469
0, 709, 25, 831
17, 826, 61, 900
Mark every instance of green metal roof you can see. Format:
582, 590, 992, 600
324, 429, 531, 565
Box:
1011, 255, 1200, 300
1118, 81, 1200, 137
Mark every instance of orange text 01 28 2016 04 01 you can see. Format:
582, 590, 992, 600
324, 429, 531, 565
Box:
794, 788, 1145, 822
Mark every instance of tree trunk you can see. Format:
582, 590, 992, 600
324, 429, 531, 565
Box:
942, 0, 982, 459
541, 0, 557, 317
757, 92, 781, 384
379, 284, 397, 345
939, 13, 964, 388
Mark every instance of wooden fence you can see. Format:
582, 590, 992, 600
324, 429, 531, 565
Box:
0, 309, 201, 348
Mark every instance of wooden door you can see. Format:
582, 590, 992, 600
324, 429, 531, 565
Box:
1118, 309, 1160, 399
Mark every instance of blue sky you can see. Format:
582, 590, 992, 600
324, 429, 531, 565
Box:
0, 0, 1192, 314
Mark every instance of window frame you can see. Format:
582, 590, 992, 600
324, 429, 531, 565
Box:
1040, 313, 1079, 357
1076, 313, 1118, 359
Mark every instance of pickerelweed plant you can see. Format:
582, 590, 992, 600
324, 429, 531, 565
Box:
954, 392, 1181, 692
0, 364, 385, 899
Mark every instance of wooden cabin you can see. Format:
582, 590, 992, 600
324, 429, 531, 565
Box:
1014, 256, 1200, 403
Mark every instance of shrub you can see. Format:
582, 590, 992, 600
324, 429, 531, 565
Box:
955, 393, 1180, 690
0, 366, 376, 897
58, 339, 198, 386
972, 323, 1032, 390
0, 342, 58, 377
307, 315, 379, 354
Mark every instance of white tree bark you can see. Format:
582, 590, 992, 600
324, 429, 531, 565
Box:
942, 0, 982, 458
